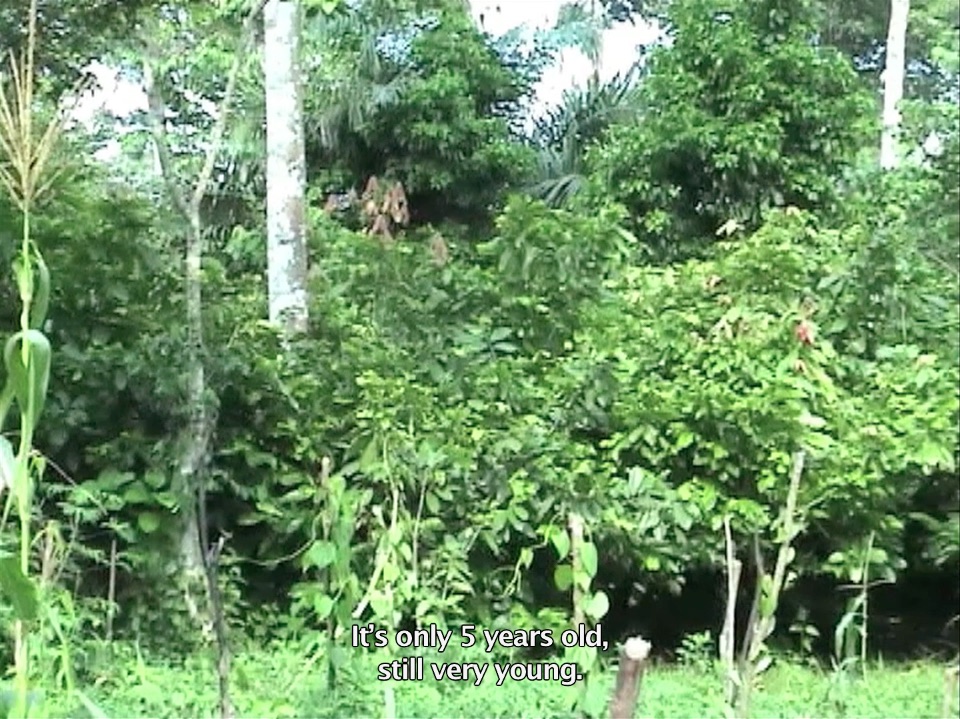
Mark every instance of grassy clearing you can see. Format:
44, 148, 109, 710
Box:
36, 641, 959, 719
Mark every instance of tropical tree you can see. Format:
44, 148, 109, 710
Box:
584, 0, 875, 260
304, 0, 536, 225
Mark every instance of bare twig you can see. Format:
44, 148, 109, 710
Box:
720, 516, 741, 706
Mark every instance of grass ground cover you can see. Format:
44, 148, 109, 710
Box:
36, 641, 959, 718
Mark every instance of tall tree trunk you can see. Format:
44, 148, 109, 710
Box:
264, 0, 309, 336
880, 0, 910, 169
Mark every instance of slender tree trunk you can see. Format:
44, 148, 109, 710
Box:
144, 61, 209, 604
143, 0, 271, 621
143, 7, 270, 718
880, 0, 910, 169
608, 637, 651, 719
175, 216, 212, 602
264, 0, 309, 335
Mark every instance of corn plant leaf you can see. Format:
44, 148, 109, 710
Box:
0, 554, 38, 621
2, 329, 51, 430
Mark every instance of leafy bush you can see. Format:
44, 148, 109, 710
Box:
563, 208, 958, 577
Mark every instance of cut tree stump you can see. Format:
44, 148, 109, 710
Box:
609, 636, 652, 719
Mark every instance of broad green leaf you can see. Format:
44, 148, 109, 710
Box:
489, 327, 512, 342
123, 483, 152, 504
584, 590, 609, 620
550, 527, 570, 560
554, 563, 573, 591
358, 439, 378, 471
329, 644, 349, 668
29, 252, 50, 330
143, 471, 166, 489
3, 329, 51, 430
137, 512, 162, 533
0, 554, 39, 621
798, 411, 827, 429
305, 540, 336, 570
313, 593, 335, 620
579, 542, 598, 577
382, 561, 400, 583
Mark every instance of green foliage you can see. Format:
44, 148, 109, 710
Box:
567, 207, 958, 575
10, 154, 956, 655
1, 164, 194, 650
584, 0, 875, 260
560, 515, 610, 717
813, 0, 960, 97
677, 630, 715, 672
0, 1, 156, 92
2, 2, 956, 696
530, 69, 641, 207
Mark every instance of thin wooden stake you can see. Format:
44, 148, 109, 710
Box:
609, 636, 651, 719
106, 537, 117, 643
720, 515, 742, 707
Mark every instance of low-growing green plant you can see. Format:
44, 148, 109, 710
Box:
677, 630, 715, 673
34, 637, 960, 719
555, 512, 610, 717
720, 451, 807, 719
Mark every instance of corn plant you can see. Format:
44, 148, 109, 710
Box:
0, 0, 65, 715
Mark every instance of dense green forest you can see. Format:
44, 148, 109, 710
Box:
0, 0, 958, 717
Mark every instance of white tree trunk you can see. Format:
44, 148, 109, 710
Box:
880, 0, 910, 170
264, 0, 309, 335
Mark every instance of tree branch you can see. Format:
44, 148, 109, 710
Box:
143, 59, 190, 222
144, 0, 272, 220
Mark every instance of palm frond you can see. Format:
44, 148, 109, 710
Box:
528, 66, 642, 206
